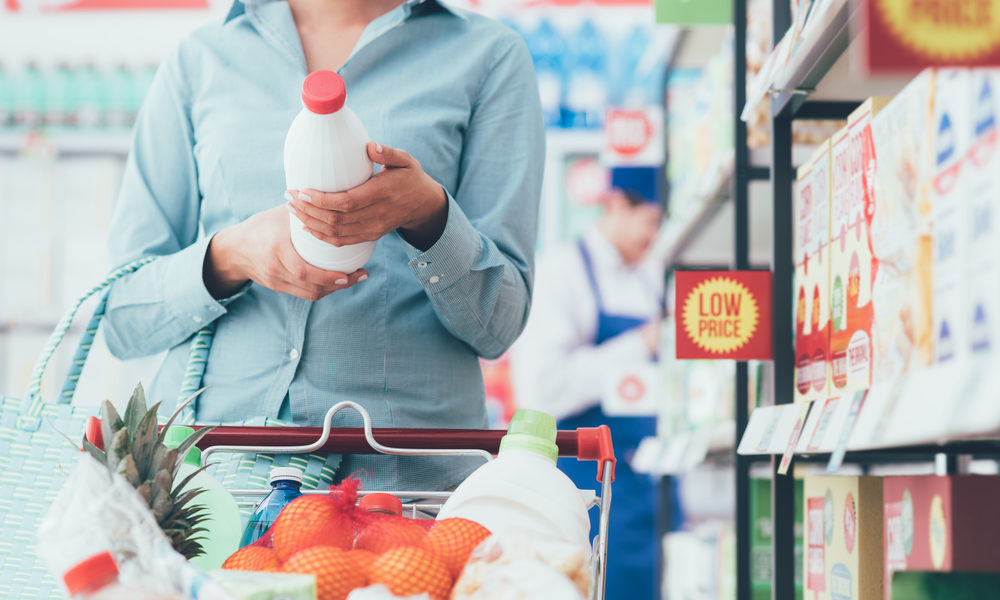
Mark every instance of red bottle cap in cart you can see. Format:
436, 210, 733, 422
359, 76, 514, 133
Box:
63, 552, 119, 596
360, 492, 403, 516
302, 70, 346, 114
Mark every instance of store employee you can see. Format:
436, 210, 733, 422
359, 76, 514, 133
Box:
101, 0, 543, 492
511, 166, 666, 599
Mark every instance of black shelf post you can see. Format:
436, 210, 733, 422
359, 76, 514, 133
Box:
770, 1, 795, 599
733, 2, 752, 600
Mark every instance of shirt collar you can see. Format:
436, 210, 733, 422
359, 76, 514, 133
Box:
584, 228, 628, 272
225, 0, 466, 25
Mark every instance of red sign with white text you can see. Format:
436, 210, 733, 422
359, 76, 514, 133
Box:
675, 271, 773, 360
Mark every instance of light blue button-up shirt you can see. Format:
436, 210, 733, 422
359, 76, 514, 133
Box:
102, 0, 544, 490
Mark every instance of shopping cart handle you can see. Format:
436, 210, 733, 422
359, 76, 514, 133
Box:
576, 425, 616, 484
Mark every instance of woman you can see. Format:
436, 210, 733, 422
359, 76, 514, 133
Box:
102, 0, 544, 492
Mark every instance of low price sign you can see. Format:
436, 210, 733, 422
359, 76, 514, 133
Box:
675, 271, 773, 360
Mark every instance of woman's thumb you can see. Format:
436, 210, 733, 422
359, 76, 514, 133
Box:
369, 142, 412, 168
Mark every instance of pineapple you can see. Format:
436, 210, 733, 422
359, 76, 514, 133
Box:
82, 383, 215, 560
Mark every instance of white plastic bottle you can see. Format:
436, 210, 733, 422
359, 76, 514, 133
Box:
284, 69, 375, 272
163, 426, 242, 570
436, 410, 592, 549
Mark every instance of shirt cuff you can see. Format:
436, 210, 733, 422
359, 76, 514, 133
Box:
163, 235, 247, 326
403, 192, 483, 292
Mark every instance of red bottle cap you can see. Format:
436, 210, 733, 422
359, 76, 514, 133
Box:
359, 493, 403, 516
301, 70, 346, 115
63, 552, 119, 596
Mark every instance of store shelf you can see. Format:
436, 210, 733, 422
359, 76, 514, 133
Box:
0, 131, 132, 157
633, 421, 736, 475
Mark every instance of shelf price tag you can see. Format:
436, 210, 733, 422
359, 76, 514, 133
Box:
675, 271, 773, 360
866, 0, 1000, 71
778, 401, 813, 475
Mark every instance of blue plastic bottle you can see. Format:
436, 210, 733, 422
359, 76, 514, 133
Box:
527, 19, 566, 129
613, 25, 650, 107
563, 20, 608, 129
239, 467, 304, 548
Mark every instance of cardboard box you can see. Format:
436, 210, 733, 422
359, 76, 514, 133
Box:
870, 71, 936, 386
930, 70, 971, 365
749, 478, 803, 599
795, 141, 832, 402
804, 476, 884, 600
830, 98, 891, 395
883, 476, 1000, 600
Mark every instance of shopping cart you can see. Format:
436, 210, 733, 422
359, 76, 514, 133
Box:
190, 401, 615, 600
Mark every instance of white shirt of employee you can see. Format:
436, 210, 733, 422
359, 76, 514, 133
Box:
511, 190, 663, 421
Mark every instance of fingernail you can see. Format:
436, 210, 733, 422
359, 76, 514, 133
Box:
284, 192, 294, 203
375, 143, 383, 154
335, 278, 348, 285
358, 274, 368, 282
298, 193, 313, 204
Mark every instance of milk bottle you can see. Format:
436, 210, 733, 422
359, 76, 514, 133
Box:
436, 410, 592, 549
285, 70, 375, 272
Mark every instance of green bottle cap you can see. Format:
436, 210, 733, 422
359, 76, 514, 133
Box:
163, 425, 202, 466
498, 409, 558, 462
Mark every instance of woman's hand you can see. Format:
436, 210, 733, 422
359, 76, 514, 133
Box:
287, 142, 449, 252
204, 204, 368, 301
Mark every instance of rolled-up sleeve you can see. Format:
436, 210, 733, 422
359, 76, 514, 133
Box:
401, 36, 544, 359
102, 47, 241, 360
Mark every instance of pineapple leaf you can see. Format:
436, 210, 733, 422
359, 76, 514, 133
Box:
123, 383, 147, 441
82, 439, 106, 463
116, 454, 142, 487
106, 427, 130, 472
172, 465, 210, 495
100, 400, 124, 452
136, 482, 153, 506
157, 388, 208, 446
170, 427, 215, 481
172, 488, 207, 512
151, 447, 178, 482
152, 491, 173, 522
130, 401, 161, 481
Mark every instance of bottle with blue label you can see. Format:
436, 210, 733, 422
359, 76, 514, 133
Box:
526, 19, 566, 129
239, 467, 304, 548
0, 61, 12, 127
612, 25, 649, 107
563, 19, 608, 130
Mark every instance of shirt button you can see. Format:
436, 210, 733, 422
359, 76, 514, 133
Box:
289, 348, 300, 360
208, 306, 219, 312
418, 261, 428, 269
429, 275, 440, 284
191, 315, 202, 323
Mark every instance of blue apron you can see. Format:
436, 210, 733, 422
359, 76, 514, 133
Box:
556, 239, 664, 600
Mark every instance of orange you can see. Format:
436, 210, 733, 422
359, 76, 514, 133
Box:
271, 495, 353, 562
423, 518, 492, 578
369, 546, 453, 600
282, 546, 366, 600
354, 518, 428, 554
345, 549, 378, 583
221, 545, 281, 572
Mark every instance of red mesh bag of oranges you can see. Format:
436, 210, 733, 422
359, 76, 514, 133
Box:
222, 478, 491, 600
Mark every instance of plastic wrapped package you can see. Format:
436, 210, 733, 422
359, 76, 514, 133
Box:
37, 453, 237, 600
451, 531, 589, 600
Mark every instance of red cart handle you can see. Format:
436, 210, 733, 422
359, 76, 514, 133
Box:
85, 417, 616, 483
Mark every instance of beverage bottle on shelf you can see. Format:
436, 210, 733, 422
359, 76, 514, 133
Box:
62, 552, 177, 599
526, 19, 566, 129
0, 61, 13, 127
611, 25, 648, 106
14, 61, 45, 129
106, 62, 137, 128
436, 409, 591, 549
285, 69, 375, 272
44, 61, 77, 128
563, 20, 608, 130
162, 426, 242, 570
239, 466, 304, 547
76, 61, 108, 130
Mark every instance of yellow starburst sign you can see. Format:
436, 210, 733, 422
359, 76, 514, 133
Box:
868, 0, 1000, 70
675, 271, 772, 359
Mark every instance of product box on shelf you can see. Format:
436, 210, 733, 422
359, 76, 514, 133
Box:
795, 141, 832, 402
891, 571, 1000, 600
804, 475, 884, 600
883, 476, 1000, 600
750, 478, 803, 600
870, 71, 936, 387
830, 97, 891, 396
929, 70, 971, 367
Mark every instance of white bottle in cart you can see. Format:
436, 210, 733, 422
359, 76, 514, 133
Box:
436, 409, 592, 549
285, 70, 375, 272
